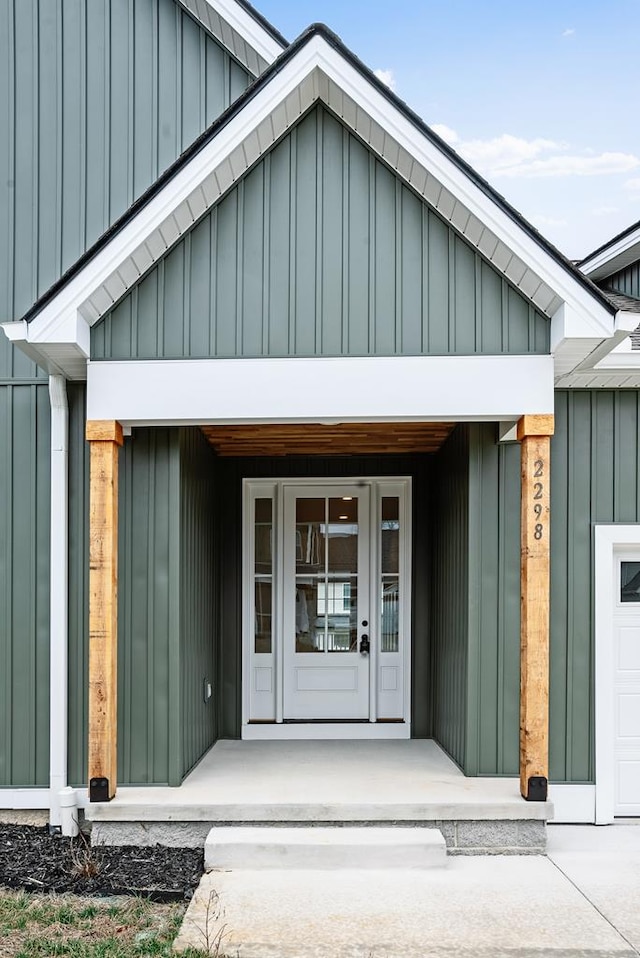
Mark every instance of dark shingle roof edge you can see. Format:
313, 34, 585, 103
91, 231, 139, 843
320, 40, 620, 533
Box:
232, 0, 289, 48
21, 22, 616, 325
601, 289, 640, 314
579, 218, 640, 268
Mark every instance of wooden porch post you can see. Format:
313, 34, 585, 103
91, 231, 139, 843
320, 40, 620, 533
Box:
518, 414, 554, 802
86, 420, 124, 802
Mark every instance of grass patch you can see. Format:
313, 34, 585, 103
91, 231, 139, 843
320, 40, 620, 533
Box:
0, 890, 211, 958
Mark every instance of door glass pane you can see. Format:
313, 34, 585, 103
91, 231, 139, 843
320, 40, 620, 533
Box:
381, 498, 399, 652
381, 577, 399, 652
322, 578, 357, 652
296, 499, 325, 574
254, 498, 273, 653
382, 498, 399, 574
255, 581, 272, 653
621, 562, 640, 603
255, 499, 272, 575
328, 497, 358, 573
296, 581, 324, 652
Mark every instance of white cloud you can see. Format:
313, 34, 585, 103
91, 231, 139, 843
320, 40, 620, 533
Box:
497, 152, 640, 178
592, 206, 619, 215
562, 28, 576, 36
430, 125, 640, 180
453, 133, 563, 172
374, 68, 396, 92
431, 123, 459, 145
625, 177, 640, 193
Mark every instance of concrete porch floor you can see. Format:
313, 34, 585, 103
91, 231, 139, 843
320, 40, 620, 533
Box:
85, 741, 551, 852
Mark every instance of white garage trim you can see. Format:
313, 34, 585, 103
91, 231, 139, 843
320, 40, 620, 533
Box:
86, 355, 555, 426
547, 784, 595, 823
594, 524, 640, 824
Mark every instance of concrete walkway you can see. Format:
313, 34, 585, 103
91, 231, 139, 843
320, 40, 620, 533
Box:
174, 824, 640, 957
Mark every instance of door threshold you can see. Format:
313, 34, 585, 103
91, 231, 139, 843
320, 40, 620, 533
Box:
242, 723, 411, 741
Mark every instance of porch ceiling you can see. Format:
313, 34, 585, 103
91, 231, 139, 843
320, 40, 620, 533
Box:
200, 422, 455, 456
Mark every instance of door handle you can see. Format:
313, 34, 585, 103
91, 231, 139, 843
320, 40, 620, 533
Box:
359, 635, 370, 655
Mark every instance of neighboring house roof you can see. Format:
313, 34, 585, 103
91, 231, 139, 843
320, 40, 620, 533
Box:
175, 0, 287, 74
601, 290, 640, 314
580, 219, 640, 281
2, 23, 630, 382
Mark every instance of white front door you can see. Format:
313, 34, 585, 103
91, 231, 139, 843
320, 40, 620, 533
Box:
282, 485, 371, 720
244, 477, 410, 737
613, 556, 640, 816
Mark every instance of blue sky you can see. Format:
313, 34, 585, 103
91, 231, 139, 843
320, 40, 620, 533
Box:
256, 0, 640, 260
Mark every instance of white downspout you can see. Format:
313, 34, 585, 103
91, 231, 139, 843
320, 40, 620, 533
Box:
48, 375, 69, 829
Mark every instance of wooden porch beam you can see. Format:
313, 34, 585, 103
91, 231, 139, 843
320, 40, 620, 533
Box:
518, 414, 554, 802
86, 420, 124, 802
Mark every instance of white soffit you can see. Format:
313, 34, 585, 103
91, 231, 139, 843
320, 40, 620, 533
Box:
86, 356, 555, 425
22, 33, 614, 365
174, 0, 285, 75
580, 222, 640, 282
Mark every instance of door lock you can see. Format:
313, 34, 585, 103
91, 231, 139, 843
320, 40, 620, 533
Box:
359, 635, 370, 655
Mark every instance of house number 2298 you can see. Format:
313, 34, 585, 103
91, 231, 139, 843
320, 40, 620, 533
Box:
533, 460, 545, 540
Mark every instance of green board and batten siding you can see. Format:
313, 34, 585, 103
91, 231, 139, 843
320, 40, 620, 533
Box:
0, 0, 252, 322
179, 429, 218, 779
66, 422, 218, 787
607, 263, 640, 299
92, 106, 549, 361
432, 394, 640, 785
0, 370, 51, 787
431, 427, 470, 769
0, 0, 252, 788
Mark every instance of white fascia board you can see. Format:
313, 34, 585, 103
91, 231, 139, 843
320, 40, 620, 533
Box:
615, 309, 640, 334
24, 34, 613, 355
1, 320, 28, 342
176, 0, 284, 66
595, 352, 640, 371
580, 224, 640, 281
86, 355, 555, 425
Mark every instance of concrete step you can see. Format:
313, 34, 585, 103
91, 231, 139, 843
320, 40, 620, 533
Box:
204, 826, 447, 871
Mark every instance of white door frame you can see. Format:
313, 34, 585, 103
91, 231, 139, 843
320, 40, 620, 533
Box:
241, 476, 412, 740
594, 523, 640, 823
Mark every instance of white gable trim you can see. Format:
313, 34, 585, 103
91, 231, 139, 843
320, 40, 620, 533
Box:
581, 223, 640, 282
10, 33, 615, 380
175, 0, 285, 75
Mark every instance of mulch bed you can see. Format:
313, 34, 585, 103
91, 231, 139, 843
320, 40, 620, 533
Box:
0, 824, 203, 901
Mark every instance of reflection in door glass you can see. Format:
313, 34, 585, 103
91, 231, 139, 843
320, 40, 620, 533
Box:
254, 499, 273, 653
621, 562, 640, 603
295, 499, 325, 574
381, 498, 400, 652
328, 498, 358, 572
294, 496, 359, 654
295, 581, 323, 652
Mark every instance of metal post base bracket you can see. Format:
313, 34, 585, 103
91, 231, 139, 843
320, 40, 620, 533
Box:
89, 777, 111, 803
526, 776, 548, 802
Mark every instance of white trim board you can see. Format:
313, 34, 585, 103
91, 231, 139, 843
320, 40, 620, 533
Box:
86, 355, 555, 426
9, 32, 617, 381
547, 785, 595, 824
241, 723, 411, 741
594, 524, 640, 824
174, 0, 285, 75
580, 223, 640, 282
